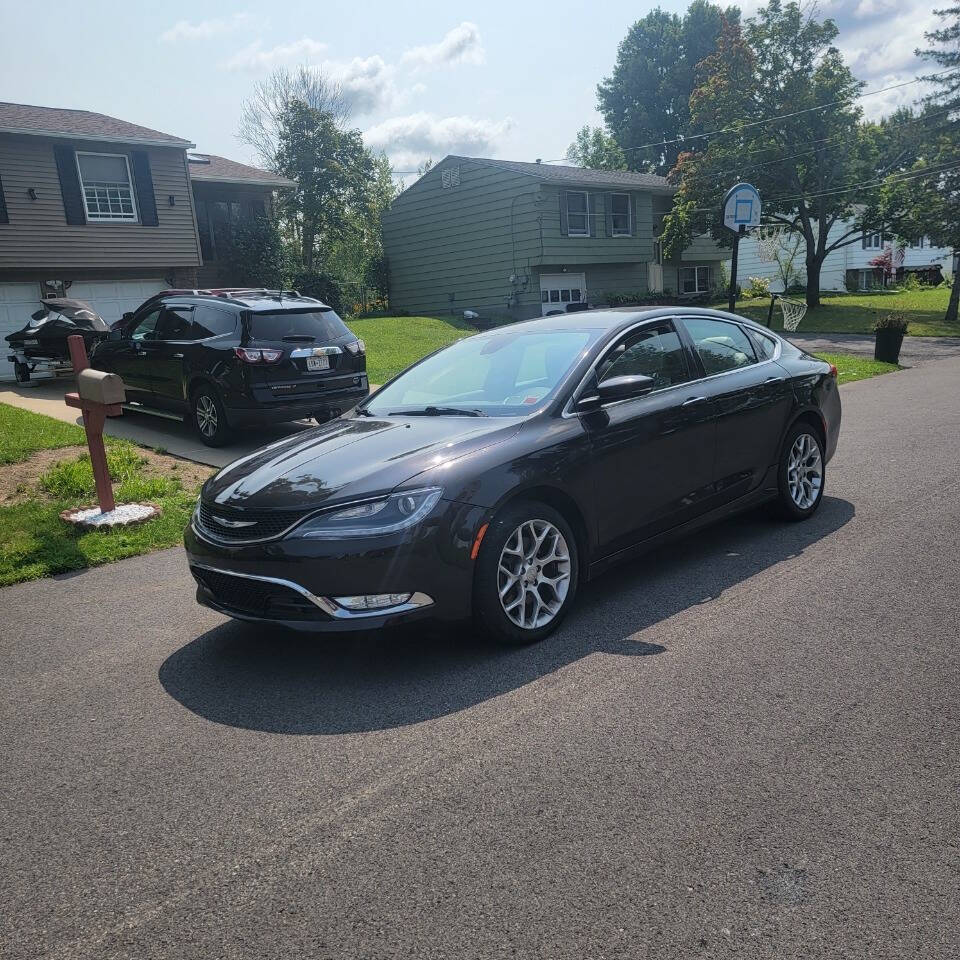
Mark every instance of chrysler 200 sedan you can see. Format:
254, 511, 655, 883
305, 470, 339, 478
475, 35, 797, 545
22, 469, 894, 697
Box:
184, 308, 841, 644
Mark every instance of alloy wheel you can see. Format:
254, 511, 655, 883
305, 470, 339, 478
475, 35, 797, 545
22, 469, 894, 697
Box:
497, 519, 571, 630
787, 433, 823, 510
196, 395, 218, 438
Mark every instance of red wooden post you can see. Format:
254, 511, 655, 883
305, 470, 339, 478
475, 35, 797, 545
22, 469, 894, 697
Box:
65, 334, 116, 513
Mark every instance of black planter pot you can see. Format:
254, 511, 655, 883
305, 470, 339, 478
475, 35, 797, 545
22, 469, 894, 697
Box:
875, 328, 905, 364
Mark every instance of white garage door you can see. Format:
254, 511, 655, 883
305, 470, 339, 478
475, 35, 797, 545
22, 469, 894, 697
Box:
0, 279, 165, 380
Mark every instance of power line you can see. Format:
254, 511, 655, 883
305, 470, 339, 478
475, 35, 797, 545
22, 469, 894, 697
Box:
547, 67, 954, 165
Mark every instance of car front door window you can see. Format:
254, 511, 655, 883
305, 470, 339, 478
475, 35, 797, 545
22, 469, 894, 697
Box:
129, 307, 162, 342
599, 322, 691, 392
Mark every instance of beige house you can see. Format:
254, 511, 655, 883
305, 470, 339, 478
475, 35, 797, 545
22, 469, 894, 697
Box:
0, 101, 291, 379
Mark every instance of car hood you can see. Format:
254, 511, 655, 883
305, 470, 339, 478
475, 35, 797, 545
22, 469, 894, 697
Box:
203, 414, 521, 510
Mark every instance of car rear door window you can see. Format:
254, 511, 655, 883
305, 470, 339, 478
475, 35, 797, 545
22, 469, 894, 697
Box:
250, 309, 350, 342
599, 321, 691, 391
682, 317, 757, 375
747, 328, 778, 360
191, 304, 236, 339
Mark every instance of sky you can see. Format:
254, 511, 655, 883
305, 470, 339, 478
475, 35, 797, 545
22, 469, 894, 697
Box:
0, 0, 941, 176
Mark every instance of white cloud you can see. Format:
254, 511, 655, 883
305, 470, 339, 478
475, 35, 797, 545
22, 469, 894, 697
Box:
330, 55, 397, 114
160, 13, 256, 44
401, 22, 485, 70
223, 37, 329, 72
364, 112, 513, 172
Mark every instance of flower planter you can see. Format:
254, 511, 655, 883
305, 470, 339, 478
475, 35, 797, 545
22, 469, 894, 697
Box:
874, 328, 905, 364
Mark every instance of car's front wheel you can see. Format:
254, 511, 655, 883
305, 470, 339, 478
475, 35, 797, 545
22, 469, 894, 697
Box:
191, 387, 231, 447
777, 422, 825, 520
474, 501, 579, 645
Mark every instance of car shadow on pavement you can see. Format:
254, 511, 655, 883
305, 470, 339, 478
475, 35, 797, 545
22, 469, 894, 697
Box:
159, 496, 854, 735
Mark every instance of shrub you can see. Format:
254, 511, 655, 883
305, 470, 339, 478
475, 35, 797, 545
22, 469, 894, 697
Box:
290, 271, 344, 314
874, 312, 909, 333
226, 216, 285, 288
745, 276, 771, 299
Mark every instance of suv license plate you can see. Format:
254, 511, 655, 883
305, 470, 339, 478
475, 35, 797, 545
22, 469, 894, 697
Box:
306, 356, 329, 371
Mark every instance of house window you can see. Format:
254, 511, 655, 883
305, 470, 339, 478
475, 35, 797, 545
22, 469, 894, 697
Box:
610, 193, 631, 236
861, 232, 882, 249
441, 166, 460, 188
566, 191, 589, 236
679, 266, 712, 295
76, 152, 137, 222
909, 237, 925, 249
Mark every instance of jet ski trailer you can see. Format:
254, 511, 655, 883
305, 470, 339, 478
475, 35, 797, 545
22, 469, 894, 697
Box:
5, 297, 110, 383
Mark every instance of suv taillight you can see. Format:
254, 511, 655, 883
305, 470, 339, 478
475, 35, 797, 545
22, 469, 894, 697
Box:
235, 347, 283, 364
344, 339, 366, 355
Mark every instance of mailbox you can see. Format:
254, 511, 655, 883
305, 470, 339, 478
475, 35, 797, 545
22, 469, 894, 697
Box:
76, 368, 126, 406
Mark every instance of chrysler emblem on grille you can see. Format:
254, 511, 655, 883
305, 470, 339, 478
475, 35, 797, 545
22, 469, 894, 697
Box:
212, 516, 257, 528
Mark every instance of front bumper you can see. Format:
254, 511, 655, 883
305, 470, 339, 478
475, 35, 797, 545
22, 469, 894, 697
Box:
183, 498, 486, 632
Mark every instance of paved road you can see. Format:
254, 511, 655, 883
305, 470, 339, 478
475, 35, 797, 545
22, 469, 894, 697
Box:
3, 359, 959, 959
787, 331, 960, 367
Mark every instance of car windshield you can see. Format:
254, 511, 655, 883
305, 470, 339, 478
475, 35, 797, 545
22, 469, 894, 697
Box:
249, 309, 351, 342
365, 328, 597, 418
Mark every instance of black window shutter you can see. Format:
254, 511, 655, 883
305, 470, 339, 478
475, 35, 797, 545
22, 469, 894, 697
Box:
53, 146, 86, 224
604, 192, 613, 237
559, 190, 569, 235
130, 151, 159, 226
588, 193, 597, 238
0, 175, 8, 224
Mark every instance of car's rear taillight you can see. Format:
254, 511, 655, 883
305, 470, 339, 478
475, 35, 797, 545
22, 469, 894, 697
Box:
344, 339, 366, 355
235, 347, 283, 363
828, 363, 838, 378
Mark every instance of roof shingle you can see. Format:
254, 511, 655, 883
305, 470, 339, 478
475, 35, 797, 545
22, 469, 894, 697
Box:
450, 156, 675, 192
187, 154, 295, 188
0, 101, 194, 147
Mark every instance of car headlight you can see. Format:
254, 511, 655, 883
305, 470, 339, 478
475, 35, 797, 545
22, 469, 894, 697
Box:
292, 487, 443, 539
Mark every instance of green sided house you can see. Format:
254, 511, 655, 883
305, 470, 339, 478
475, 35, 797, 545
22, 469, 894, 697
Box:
381, 155, 727, 321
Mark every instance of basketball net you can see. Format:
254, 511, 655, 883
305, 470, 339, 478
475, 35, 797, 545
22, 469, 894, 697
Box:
756, 225, 786, 262
778, 296, 807, 332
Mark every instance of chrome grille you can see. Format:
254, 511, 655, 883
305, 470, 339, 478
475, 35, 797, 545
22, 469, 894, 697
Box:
196, 501, 312, 543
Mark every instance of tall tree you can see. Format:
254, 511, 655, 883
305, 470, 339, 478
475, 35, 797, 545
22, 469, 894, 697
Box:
566, 126, 627, 170
596, 1, 739, 175
662, 3, 881, 307
274, 99, 373, 271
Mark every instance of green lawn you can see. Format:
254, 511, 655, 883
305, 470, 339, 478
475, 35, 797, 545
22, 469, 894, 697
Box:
348, 314, 474, 384
720, 286, 960, 337
814, 352, 900, 384
0, 403, 206, 587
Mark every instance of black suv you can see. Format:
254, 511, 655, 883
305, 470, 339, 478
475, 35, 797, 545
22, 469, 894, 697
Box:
91, 289, 369, 446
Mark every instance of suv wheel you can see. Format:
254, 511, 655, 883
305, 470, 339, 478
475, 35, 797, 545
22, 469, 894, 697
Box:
473, 500, 579, 645
776, 422, 825, 520
191, 387, 231, 447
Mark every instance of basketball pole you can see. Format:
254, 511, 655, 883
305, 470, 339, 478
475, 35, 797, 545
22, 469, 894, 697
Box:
728, 224, 744, 312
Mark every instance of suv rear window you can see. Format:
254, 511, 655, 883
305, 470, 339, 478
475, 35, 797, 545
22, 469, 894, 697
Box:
249, 309, 350, 342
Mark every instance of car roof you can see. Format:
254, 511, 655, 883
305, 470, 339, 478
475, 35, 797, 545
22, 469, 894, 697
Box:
502, 306, 778, 339
142, 289, 332, 312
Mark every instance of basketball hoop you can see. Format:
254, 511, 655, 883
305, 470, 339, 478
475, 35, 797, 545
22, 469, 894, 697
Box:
775, 295, 807, 332
756, 225, 786, 262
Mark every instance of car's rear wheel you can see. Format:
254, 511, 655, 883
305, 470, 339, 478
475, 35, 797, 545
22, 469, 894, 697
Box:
777, 422, 825, 520
191, 386, 231, 447
474, 500, 579, 645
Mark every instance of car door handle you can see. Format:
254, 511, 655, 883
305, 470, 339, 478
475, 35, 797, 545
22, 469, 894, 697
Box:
765, 376, 785, 384
681, 395, 707, 407
171, 353, 184, 359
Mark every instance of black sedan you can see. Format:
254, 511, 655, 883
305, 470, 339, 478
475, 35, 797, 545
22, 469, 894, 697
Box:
185, 308, 841, 644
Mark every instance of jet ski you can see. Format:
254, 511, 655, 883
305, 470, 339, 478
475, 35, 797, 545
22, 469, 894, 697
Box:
6, 298, 110, 383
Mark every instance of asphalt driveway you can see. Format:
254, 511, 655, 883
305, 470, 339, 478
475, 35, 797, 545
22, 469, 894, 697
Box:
2, 358, 959, 959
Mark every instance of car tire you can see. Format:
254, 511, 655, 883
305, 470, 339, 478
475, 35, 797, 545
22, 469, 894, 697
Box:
14, 361, 30, 384
776, 421, 825, 520
191, 386, 231, 447
473, 500, 579, 645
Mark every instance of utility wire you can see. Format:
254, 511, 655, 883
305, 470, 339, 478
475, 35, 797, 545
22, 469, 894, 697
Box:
545, 67, 955, 165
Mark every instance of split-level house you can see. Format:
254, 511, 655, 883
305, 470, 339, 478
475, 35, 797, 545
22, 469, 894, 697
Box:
0, 101, 291, 379
382, 156, 727, 320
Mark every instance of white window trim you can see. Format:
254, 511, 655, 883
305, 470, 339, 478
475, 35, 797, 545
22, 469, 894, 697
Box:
678, 265, 711, 296
75, 151, 139, 223
565, 190, 589, 237
610, 192, 631, 237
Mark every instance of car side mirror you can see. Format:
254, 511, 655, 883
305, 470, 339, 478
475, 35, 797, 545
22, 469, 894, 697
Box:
596, 374, 656, 404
